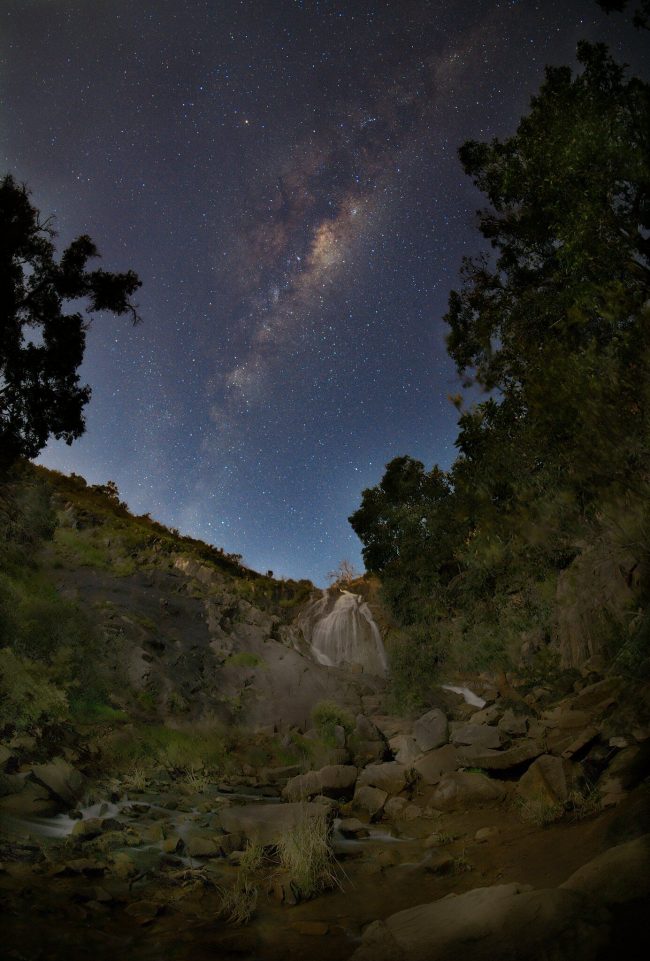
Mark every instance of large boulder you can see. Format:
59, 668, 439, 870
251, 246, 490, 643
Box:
389, 735, 421, 765
219, 801, 328, 845
516, 754, 576, 806
413, 745, 459, 786
353, 784, 388, 819
412, 709, 448, 752
560, 834, 650, 906
450, 722, 501, 750
458, 738, 543, 772
349, 883, 610, 961
357, 761, 410, 796
430, 772, 506, 811
28, 758, 85, 806
282, 764, 357, 802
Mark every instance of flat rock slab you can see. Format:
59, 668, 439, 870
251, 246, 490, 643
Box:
450, 722, 501, 750
218, 802, 327, 845
430, 772, 506, 811
350, 882, 610, 961
458, 739, 543, 771
414, 744, 459, 786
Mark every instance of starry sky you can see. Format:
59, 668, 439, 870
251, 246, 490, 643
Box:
1, 0, 646, 584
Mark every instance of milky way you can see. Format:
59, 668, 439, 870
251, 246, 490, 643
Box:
1, 0, 646, 582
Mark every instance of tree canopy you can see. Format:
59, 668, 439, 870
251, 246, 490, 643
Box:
0, 175, 141, 470
349, 44, 650, 700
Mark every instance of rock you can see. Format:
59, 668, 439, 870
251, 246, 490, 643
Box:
561, 834, 650, 906
219, 801, 329, 845
124, 900, 161, 924
283, 764, 358, 802
413, 709, 448, 753
414, 745, 459, 786
596, 743, 650, 805
401, 803, 422, 821
71, 817, 104, 840
384, 797, 408, 819
474, 826, 500, 843
349, 883, 610, 961
0, 777, 55, 817
371, 716, 412, 739
458, 738, 543, 772
353, 785, 388, 819
55, 859, 106, 877
470, 704, 503, 726
560, 726, 599, 759
430, 772, 506, 811
358, 761, 409, 796
111, 852, 138, 879
421, 852, 455, 876
516, 755, 576, 806
187, 837, 220, 858
389, 735, 421, 765
29, 758, 84, 806
161, 836, 184, 854
0, 744, 14, 771
498, 709, 529, 737
450, 722, 501, 750
337, 818, 370, 838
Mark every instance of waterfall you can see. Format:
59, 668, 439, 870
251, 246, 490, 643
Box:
304, 589, 388, 676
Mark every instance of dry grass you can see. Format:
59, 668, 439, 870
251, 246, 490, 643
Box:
273, 806, 341, 899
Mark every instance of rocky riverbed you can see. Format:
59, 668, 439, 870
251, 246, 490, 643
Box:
2, 670, 650, 960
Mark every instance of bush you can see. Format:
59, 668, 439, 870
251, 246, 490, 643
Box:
0, 648, 68, 732
273, 805, 339, 899
311, 700, 354, 745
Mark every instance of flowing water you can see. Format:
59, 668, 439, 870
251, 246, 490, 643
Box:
307, 590, 388, 676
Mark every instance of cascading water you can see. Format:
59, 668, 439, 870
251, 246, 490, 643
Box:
304, 589, 388, 676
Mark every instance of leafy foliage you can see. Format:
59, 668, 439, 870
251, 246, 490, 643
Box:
350, 44, 650, 693
0, 175, 141, 469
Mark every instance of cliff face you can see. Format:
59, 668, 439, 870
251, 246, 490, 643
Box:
17, 468, 384, 732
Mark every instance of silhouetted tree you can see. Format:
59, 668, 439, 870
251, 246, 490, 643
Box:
596, 0, 649, 29
0, 175, 141, 470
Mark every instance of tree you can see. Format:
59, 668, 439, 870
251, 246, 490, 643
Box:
0, 175, 141, 470
446, 43, 649, 395
596, 0, 650, 29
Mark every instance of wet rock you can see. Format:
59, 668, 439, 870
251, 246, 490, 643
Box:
358, 761, 410, 796
353, 785, 388, 819
0, 777, 55, 817
516, 754, 576, 806
338, 817, 370, 838
430, 772, 506, 811
413, 709, 448, 753
54, 858, 107, 877
187, 837, 220, 858
421, 852, 455, 876
71, 817, 104, 840
111, 852, 138, 879
450, 722, 501, 750
413, 745, 459, 786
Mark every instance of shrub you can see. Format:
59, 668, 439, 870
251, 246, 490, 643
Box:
273, 806, 339, 899
0, 648, 68, 732
311, 700, 354, 745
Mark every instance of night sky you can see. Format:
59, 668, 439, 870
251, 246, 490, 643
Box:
1, 1, 646, 584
